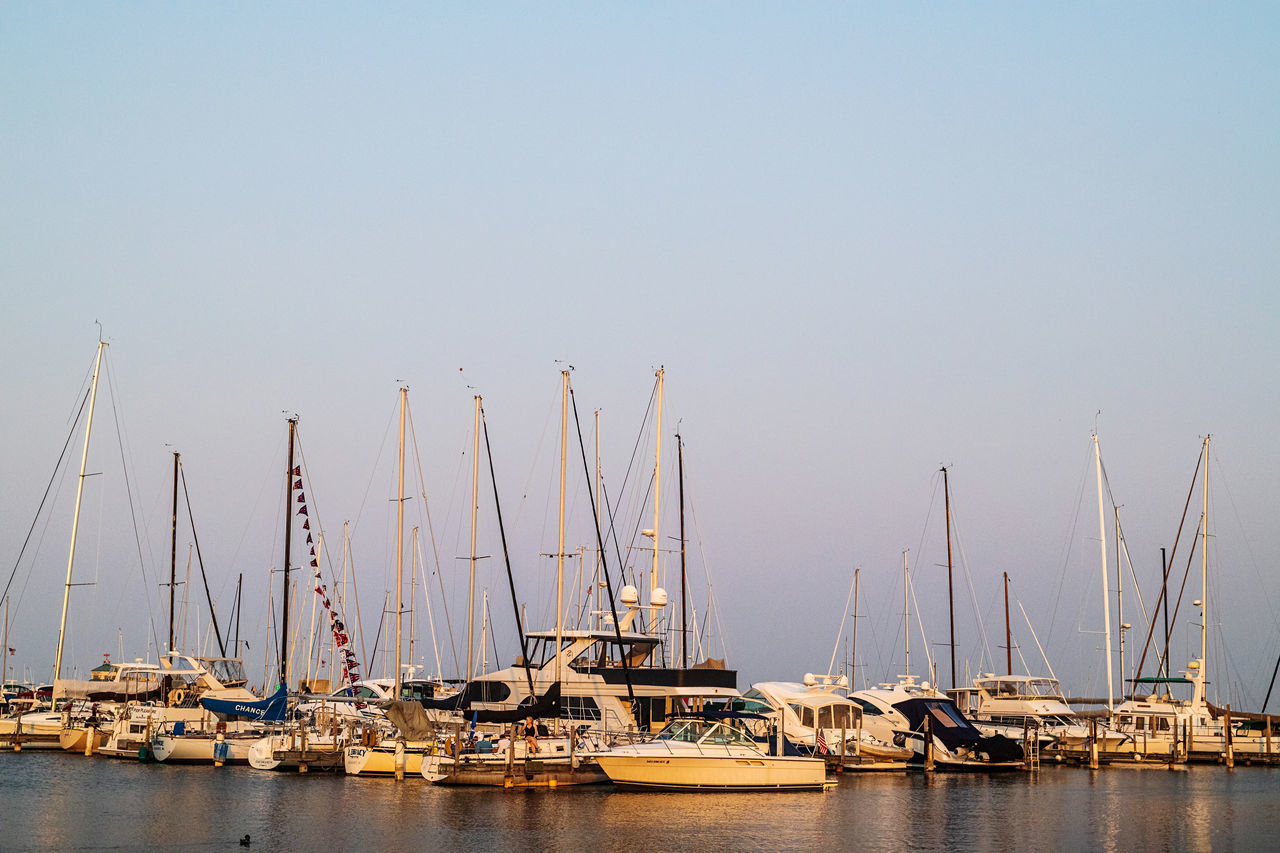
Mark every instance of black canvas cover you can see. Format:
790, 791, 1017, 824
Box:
892, 697, 984, 751
415, 681, 561, 724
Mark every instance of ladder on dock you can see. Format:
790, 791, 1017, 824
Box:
1022, 721, 1040, 770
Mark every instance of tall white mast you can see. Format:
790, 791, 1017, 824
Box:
1094, 433, 1114, 712
903, 550, 910, 680
650, 367, 663, 632
594, 409, 602, 631
466, 395, 481, 681
394, 386, 407, 697
1200, 435, 1210, 670
1115, 507, 1125, 693
54, 340, 106, 682
556, 370, 569, 684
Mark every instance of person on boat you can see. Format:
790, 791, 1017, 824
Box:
521, 716, 539, 754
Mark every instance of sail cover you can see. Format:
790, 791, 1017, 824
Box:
200, 685, 288, 722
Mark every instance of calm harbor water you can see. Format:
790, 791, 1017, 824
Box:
4, 752, 1280, 851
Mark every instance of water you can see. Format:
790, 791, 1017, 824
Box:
4, 753, 1280, 851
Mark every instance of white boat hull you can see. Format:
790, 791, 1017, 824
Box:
151, 732, 260, 764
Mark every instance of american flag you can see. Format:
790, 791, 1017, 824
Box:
816, 732, 829, 754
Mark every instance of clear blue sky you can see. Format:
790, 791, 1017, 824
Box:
2, 3, 1277, 706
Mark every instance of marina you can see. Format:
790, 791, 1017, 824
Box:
4, 4, 1279, 851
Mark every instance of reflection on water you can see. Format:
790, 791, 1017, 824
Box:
4, 753, 1280, 851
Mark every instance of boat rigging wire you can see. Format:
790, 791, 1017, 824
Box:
1, 382, 90, 608
569, 379, 636, 706
103, 348, 164, 667
1132, 447, 1202, 681
407, 400, 461, 681
180, 461, 227, 657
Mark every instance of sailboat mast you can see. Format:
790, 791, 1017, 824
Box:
650, 367, 663, 633
281, 417, 297, 690
169, 451, 179, 654
1004, 572, 1012, 676
1093, 433, 1114, 713
54, 340, 106, 682
1200, 435, 1210, 671
677, 431, 687, 669
594, 409, 602, 631
556, 370, 569, 685
394, 387, 407, 697
467, 395, 480, 681
903, 550, 910, 679
942, 466, 956, 689
1115, 507, 1125, 694
851, 568, 860, 691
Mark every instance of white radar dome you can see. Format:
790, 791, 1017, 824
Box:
619, 585, 640, 607
651, 587, 668, 607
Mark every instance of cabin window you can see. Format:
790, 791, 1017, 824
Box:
850, 697, 884, 717
822, 705, 857, 729
1157, 717, 1171, 732
470, 682, 511, 704
791, 704, 815, 728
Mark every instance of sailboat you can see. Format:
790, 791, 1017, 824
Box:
342, 388, 439, 778
437, 371, 738, 739
420, 372, 612, 787
1106, 436, 1231, 763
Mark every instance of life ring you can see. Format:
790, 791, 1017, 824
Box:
168, 688, 187, 707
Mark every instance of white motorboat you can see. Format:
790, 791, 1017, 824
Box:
1109, 660, 1230, 762
948, 674, 1128, 755
595, 716, 831, 791
850, 678, 1025, 770
741, 676, 913, 765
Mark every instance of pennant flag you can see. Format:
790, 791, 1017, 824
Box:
296, 493, 306, 503
298, 506, 308, 516
294, 479, 303, 490
293, 466, 301, 476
